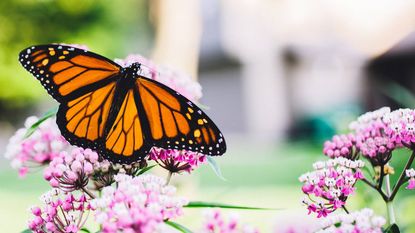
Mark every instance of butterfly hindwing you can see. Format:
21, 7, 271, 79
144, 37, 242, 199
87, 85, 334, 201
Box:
18, 44, 121, 102
136, 77, 226, 156
103, 88, 151, 163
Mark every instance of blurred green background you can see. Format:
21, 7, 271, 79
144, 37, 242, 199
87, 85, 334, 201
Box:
3, 0, 415, 232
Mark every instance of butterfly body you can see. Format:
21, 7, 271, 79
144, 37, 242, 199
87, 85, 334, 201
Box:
19, 44, 226, 164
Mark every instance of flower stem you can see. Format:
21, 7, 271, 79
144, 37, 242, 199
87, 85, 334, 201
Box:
81, 187, 96, 199
389, 150, 415, 201
165, 171, 173, 186
385, 175, 396, 225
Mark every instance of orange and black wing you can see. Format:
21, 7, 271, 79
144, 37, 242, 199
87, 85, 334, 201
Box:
101, 88, 152, 163
18, 44, 121, 102
136, 77, 226, 156
18, 45, 150, 163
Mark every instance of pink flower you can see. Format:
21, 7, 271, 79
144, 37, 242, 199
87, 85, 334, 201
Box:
92, 174, 188, 233
28, 189, 94, 233
114, 54, 202, 101
316, 208, 385, 232
299, 158, 364, 217
149, 148, 206, 173
383, 108, 415, 148
201, 209, 259, 233
405, 168, 415, 189
5, 116, 70, 177
44, 147, 103, 192
323, 134, 355, 159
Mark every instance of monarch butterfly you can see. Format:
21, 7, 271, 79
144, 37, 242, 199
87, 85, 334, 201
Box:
19, 44, 226, 164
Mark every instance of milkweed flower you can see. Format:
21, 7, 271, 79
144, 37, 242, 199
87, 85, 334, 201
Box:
383, 108, 415, 148
405, 168, 415, 189
315, 208, 385, 233
4, 116, 70, 177
201, 208, 259, 233
44, 148, 102, 192
114, 54, 202, 101
149, 148, 206, 173
323, 134, 356, 159
28, 189, 94, 233
92, 174, 188, 233
349, 107, 397, 165
299, 158, 364, 217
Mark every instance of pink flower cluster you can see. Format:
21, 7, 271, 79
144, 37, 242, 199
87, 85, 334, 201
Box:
28, 189, 94, 233
383, 108, 415, 148
43, 148, 102, 192
92, 174, 188, 233
299, 158, 364, 218
349, 107, 397, 163
5, 116, 70, 177
323, 134, 355, 159
405, 168, 415, 190
149, 148, 207, 173
315, 208, 385, 233
202, 209, 259, 233
114, 54, 202, 101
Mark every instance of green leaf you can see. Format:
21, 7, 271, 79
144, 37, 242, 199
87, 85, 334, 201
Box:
206, 156, 226, 181
185, 201, 277, 210
24, 107, 58, 138
135, 164, 157, 176
20, 229, 32, 233
80, 228, 92, 233
384, 224, 400, 233
165, 221, 193, 233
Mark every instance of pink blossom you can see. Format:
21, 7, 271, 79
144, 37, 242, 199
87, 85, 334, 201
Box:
406, 168, 415, 189
114, 54, 202, 101
5, 116, 70, 177
44, 147, 103, 192
299, 158, 364, 217
28, 189, 94, 233
315, 208, 385, 233
149, 148, 206, 173
383, 108, 415, 148
92, 174, 188, 233
201, 209, 259, 233
323, 134, 355, 159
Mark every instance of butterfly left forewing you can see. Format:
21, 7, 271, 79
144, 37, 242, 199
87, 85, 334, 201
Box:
136, 77, 226, 156
19, 44, 121, 102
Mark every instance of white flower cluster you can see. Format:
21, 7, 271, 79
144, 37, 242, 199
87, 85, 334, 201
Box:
349, 107, 390, 133
315, 208, 385, 233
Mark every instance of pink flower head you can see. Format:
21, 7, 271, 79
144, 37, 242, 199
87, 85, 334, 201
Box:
5, 116, 70, 177
201, 209, 259, 233
149, 148, 206, 173
28, 189, 94, 233
44, 147, 103, 192
92, 174, 188, 233
406, 168, 415, 190
383, 108, 415, 148
316, 208, 385, 233
349, 107, 398, 165
114, 54, 202, 101
299, 158, 364, 217
323, 134, 355, 159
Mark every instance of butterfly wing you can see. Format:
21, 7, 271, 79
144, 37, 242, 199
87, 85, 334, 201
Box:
18, 44, 121, 102
101, 88, 152, 163
19, 45, 149, 162
136, 77, 226, 156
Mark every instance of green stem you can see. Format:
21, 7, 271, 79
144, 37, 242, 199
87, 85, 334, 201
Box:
165, 171, 173, 186
389, 150, 415, 201
385, 175, 396, 225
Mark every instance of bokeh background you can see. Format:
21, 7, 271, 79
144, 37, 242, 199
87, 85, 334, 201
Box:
2, 0, 415, 232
